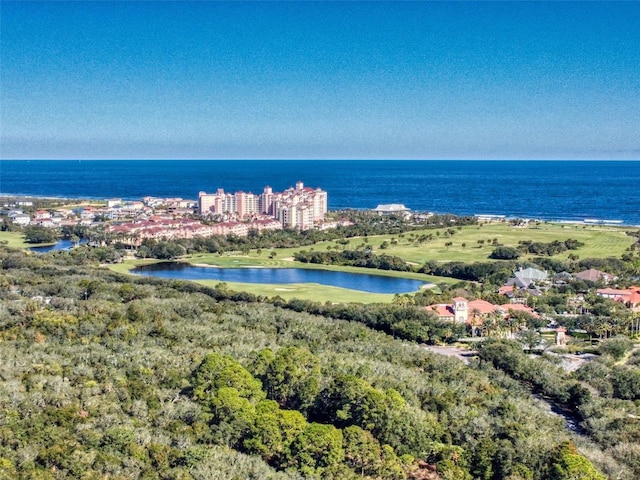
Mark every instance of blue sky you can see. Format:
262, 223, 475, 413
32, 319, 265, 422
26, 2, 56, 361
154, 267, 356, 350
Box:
2, 1, 639, 160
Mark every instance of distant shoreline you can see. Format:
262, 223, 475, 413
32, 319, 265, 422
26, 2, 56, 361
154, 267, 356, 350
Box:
3, 160, 639, 225
2, 193, 638, 228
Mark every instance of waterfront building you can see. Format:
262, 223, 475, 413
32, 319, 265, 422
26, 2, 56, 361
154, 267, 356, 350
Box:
10, 212, 31, 226
33, 210, 52, 220
260, 186, 274, 215
234, 191, 259, 218
373, 204, 411, 216
198, 181, 327, 230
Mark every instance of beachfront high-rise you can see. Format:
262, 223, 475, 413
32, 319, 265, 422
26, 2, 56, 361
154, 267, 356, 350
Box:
198, 181, 328, 230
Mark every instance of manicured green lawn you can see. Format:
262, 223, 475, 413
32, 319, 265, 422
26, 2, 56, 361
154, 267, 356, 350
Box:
194, 279, 399, 303
0, 231, 33, 249
220, 223, 633, 267
106, 221, 635, 304
321, 222, 635, 264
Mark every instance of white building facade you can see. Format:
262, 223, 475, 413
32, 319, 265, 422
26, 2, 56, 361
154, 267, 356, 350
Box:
198, 182, 328, 230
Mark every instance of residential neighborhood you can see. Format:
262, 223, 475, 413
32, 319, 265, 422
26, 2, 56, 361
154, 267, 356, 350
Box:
3, 182, 337, 244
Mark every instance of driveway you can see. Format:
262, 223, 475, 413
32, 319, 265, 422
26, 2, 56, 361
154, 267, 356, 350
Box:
422, 345, 478, 364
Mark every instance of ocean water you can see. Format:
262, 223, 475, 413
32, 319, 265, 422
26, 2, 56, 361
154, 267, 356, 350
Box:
1, 160, 639, 225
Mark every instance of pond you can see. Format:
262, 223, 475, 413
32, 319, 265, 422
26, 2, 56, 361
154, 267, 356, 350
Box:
131, 262, 428, 294
29, 239, 88, 252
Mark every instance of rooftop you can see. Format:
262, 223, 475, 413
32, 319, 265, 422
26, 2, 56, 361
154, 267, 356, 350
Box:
373, 204, 410, 212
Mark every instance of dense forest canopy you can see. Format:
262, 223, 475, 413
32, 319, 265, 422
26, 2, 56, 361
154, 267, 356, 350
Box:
1, 203, 640, 479
1, 244, 638, 479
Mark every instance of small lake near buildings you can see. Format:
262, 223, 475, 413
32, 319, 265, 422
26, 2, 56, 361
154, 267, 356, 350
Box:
29, 239, 88, 253
131, 262, 429, 294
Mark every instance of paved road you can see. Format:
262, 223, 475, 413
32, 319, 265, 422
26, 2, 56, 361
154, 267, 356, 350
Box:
422, 345, 478, 364
542, 351, 598, 372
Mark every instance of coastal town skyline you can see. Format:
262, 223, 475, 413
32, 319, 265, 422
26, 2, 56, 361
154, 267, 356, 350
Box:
6, 179, 334, 242
2, 1, 639, 160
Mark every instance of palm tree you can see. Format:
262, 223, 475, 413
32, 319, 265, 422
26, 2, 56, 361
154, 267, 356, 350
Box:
631, 312, 640, 338
469, 308, 482, 337
505, 315, 521, 338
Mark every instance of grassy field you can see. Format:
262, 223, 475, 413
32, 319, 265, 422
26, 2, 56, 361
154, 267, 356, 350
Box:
0, 231, 33, 249
193, 279, 398, 303
14, 221, 638, 304
278, 222, 635, 265
61, 200, 106, 208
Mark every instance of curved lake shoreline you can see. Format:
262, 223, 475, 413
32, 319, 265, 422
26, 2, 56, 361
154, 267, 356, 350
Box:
29, 239, 88, 252
131, 261, 430, 294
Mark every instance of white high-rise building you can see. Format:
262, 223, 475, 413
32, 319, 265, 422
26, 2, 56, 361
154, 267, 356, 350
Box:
199, 182, 328, 230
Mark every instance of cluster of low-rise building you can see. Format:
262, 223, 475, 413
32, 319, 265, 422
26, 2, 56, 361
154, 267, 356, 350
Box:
8, 208, 78, 228
5, 182, 334, 244
104, 197, 198, 220
426, 265, 640, 337
5, 196, 198, 228
106, 216, 284, 246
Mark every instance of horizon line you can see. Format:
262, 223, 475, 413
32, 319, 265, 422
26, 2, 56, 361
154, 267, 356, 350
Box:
3, 158, 640, 162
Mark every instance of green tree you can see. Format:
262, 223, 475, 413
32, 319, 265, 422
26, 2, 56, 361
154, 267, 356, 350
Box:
599, 335, 633, 360
244, 400, 307, 467
248, 348, 276, 379
289, 423, 344, 477
489, 246, 520, 260
610, 367, 640, 400
260, 347, 321, 413
24, 225, 58, 244
516, 329, 543, 351
192, 353, 265, 404
342, 425, 382, 476
551, 442, 606, 480
210, 386, 258, 447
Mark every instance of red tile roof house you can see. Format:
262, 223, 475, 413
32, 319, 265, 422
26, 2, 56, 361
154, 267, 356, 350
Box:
498, 303, 540, 318
426, 297, 502, 336
426, 297, 541, 337
628, 289, 640, 311
498, 285, 530, 304
33, 210, 52, 220
597, 286, 640, 311
630, 288, 640, 311
498, 285, 516, 296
